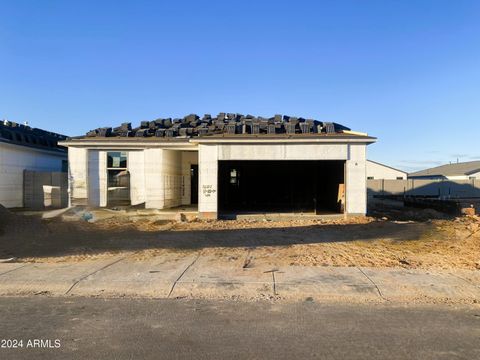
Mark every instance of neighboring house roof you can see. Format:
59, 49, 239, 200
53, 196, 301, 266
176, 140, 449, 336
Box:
0, 120, 67, 153
409, 161, 480, 178
74, 113, 371, 140
367, 160, 408, 175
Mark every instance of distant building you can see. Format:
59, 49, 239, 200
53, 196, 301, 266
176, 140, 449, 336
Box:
366, 160, 407, 180
408, 161, 480, 180
0, 121, 67, 208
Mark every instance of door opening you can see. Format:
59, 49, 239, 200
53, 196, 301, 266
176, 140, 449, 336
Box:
106, 151, 131, 206
190, 164, 198, 204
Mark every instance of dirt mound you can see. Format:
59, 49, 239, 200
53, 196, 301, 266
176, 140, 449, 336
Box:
404, 208, 449, 221
369, 201, 450, 221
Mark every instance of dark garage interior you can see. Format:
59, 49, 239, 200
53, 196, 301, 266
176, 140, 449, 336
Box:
218, 160, 345, 214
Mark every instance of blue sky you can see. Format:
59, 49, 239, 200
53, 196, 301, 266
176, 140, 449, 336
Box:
1, 0, 479, 172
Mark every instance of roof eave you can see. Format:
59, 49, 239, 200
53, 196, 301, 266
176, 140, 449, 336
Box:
60, 135, 377, 147
191, 135, 377, 144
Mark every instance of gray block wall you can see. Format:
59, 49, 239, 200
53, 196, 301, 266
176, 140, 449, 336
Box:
23, 170, 68, 209
367, 179, 480, 198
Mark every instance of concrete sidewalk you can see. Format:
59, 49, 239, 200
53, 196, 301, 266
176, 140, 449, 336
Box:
0, 255, 479, 303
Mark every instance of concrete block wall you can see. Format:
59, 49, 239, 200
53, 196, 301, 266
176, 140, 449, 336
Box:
367, 178, 480, 198
68, 147, 88, 206
87, 150, 107, 207
217, 143, 348, 160
65, 142, 370, 216
69, 148, 191, 210
144, 149, 193, 209
43, 185, 64, 208
435, 179, 480, 197
0, 143, 66, 208
198, 142, 368, 218
161, 150, 183, 209
346, 144, 367, 215
144, 149, 163, 208
181, 151, 198, 205
128, 150, 146, 205
23, 170, 68, 209
198, 144, 218, 218
70, 148, 146, 207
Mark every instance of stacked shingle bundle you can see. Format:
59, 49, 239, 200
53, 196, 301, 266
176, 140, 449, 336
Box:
84, 113, 350, 138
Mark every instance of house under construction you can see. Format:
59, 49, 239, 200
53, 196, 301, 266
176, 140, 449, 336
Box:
59, 113, 376, 219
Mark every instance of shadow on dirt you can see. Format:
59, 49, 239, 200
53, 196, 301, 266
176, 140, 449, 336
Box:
0, 211, 433, 260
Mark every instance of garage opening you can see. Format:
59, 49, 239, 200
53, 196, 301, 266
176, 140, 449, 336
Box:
218, 160, 345, 215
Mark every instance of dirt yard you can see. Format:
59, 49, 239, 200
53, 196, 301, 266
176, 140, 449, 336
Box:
1, 205, 479, 270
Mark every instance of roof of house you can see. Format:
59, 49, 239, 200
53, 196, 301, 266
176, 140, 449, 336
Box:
409, 161, 480, 178
0, 120, 67, 153
71, 112, 371, 140
367, 160, 408, 175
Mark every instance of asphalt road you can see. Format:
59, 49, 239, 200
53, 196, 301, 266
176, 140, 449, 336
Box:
0, 297, 479, 360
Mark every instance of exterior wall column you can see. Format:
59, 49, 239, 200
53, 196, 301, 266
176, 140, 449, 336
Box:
68, 147, 88, 206
346, 144, 367, 215
180, 151, 198, 206
128, 150, 146, 206
144, 148, 164, 209
87, 150, 107, 207
198, 144, 218, 219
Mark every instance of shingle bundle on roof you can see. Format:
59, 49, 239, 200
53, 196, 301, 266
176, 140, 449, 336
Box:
84, 113, 351, 138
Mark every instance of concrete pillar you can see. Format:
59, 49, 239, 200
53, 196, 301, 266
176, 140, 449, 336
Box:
87, 150, 107, 207
161, 150, 183, 209
180, 151, 198, 206
198, 144, 218, 219
144, 148, 164, 209
128, 150, 146, 206
68, 147, 88, 206
346, 144, 367, 215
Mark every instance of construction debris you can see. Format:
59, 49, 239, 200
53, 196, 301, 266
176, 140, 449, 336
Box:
404, 197, 479, 216
174, 213, 187, 222
82, 113, 353, 138
461, 207, 476, 216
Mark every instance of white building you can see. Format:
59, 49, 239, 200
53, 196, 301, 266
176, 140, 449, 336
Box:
0, 121, 67, 208
408, 161, 480, 180
60, 113, 376, 219
366, 160, 407, 180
